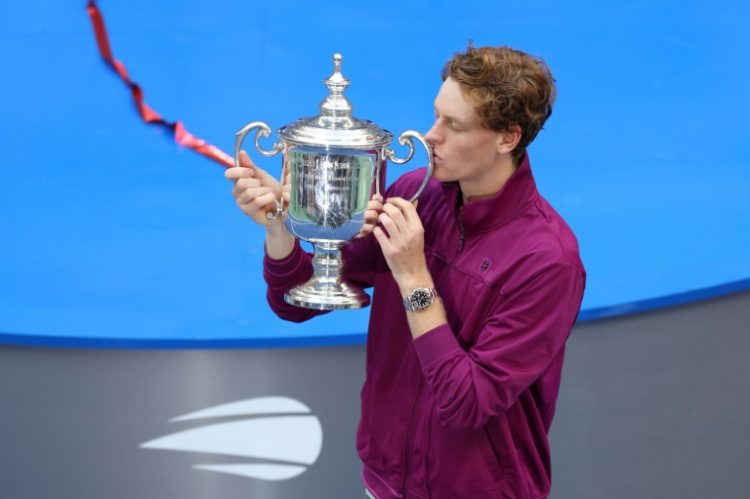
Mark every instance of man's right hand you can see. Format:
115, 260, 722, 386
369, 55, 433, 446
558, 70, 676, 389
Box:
225, 150, 284, 227
225, 150, 296, 259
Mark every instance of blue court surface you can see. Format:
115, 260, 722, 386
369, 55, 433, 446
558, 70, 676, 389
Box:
1, 1, 748, 346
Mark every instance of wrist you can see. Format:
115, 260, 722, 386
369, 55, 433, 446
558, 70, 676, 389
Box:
403, 287, 440, 312
397, 269, 435, 298
265, 224, 296, 260
265, 220, 289, 237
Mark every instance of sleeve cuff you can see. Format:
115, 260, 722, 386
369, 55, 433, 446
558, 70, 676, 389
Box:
413, 323, 463, 368
263, 239, 306, 278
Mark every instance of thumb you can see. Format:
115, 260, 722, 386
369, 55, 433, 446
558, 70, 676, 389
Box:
238, 150, 256, 169
239, 150, 277, 185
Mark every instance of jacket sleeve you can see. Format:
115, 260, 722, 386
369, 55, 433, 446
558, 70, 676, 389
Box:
340, 232, 380, 289
263, 239, 323, 323
263, 233, 381, 322
412, 262, 585, 431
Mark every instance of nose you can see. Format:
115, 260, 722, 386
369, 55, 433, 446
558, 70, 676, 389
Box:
425, 121, 442, 145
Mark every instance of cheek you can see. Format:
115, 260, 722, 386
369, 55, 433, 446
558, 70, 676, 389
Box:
461, 136, 496, 162
450, 137, 479, 161
443, 135, 467, 156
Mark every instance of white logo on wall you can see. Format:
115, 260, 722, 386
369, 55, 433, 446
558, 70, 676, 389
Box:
140, 396, 323, 481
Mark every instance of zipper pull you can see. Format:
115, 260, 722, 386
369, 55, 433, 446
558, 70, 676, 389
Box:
458, 220, 465, 252
457, 200, 466, 252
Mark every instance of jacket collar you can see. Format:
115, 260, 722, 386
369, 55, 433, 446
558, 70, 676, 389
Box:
440, 154, 539, 235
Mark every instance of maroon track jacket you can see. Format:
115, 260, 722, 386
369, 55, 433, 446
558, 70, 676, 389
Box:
263, 155, 585, 498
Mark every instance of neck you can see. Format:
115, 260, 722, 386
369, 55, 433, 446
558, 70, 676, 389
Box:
460, 155, 518, 203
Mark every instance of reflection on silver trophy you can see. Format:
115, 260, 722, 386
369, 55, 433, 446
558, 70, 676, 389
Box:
234, 54, 433, 310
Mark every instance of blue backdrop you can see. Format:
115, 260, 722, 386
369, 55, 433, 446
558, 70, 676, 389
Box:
1, 0, 748, 346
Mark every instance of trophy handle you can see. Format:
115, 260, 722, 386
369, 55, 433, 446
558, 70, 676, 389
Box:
384, 130, 434, 202
234, 121, 285, 219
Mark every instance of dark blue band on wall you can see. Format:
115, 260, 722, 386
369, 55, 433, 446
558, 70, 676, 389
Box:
3, 277, 749, 349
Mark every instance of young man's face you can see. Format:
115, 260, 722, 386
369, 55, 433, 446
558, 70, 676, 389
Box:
425, 78, 507, 193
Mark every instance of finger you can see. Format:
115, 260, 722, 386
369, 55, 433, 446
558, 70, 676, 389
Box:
362, 207, 383, 227
355, 225, 372, 238
359, 196, 385, 236
238, 186, 274, 205
386, 197, 415, 212
382, 202, 409, 230
232, 178, 262, 199
239, 190, 278, 213
252, 160, 280, 187
362, 209, 380, 225
239, 150, 281, 187
250, 191, 279, 211
386, 197, 419, 224
238, 150, 256, 169
378, 212, 400, 237
366, 197, 384, 212
356, 218, 380, 237
236, 177, 262, 190
225, 166, 256, 181
372, 226, 394, 253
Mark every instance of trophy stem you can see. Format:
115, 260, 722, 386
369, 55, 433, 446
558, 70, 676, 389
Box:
284, 242, 370, 310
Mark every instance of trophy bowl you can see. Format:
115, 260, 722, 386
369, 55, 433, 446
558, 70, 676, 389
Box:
234, 54, 433, 310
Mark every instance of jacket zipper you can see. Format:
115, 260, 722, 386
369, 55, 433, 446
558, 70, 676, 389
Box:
400, 211, 464, 496
400, 377, 423, 498
457, 203, 466, 252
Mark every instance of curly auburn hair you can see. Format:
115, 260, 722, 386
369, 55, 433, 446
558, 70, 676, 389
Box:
441, 44, 556, 162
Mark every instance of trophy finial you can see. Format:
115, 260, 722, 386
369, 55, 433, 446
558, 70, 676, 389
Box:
324, 53, 350, 92
320, 52, 353, 126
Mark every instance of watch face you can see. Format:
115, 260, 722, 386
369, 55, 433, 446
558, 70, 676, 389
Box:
410, 289, 432, 310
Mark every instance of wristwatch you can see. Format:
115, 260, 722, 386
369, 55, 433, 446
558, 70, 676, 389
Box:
403, 287, 439, 312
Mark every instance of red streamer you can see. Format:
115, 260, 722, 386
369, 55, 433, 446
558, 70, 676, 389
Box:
86, 0, 234, 168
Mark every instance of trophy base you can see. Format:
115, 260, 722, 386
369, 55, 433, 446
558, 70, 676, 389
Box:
284, 279, 370, 310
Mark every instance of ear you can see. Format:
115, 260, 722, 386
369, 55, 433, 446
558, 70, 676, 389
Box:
497, 124, 522, 154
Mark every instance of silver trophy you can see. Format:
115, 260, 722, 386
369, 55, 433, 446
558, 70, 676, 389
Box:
234, 54, 433, 310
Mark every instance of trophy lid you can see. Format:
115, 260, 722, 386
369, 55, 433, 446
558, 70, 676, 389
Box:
277, 54, 393, 148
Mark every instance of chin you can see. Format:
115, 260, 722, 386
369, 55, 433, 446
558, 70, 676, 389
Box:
432, 168, 454, 183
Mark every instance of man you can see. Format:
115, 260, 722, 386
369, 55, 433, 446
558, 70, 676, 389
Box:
226, 45, 585, 498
